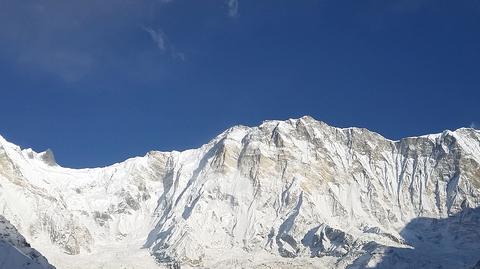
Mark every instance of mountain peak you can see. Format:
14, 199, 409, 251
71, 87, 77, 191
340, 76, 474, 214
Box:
39, 149, 57, 166
0, 119, 479, 268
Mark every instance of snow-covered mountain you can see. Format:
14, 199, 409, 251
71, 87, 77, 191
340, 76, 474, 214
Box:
0, 116, 479, 269
0, 215, 55, 269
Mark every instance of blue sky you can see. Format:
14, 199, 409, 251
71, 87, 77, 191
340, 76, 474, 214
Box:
0, 0, 479, 168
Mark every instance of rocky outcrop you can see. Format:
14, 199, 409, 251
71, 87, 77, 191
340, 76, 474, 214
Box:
0, 215, 55, 269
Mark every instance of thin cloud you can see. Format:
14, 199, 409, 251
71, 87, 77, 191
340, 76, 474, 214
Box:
172, 51, 186, 61
226, 0, 239, 17
17, 50, 94, 82
143, 27, 167, 52
143, 26, 186, 61
0, 0, 177, 82
471, 122, 478, 129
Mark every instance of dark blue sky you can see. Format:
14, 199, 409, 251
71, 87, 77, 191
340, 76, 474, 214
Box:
0, 0, 479, 168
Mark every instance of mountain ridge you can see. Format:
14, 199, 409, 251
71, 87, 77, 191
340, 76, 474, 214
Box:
0, 215, 55, 269
1, 115, 477, 169
0, 116, 479, 268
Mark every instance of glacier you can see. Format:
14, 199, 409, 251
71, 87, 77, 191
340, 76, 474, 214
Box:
0, 116, 479, 268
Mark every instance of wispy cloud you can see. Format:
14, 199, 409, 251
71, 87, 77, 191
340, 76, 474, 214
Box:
17, 50, 94, 82
172, 50, 186, 61
143, 27, 186, 61
0, 0, 241, 83
143, 27, 167, 52
226, 0, 239, 17
0, 0, 186, 83
471, 122, 478, 129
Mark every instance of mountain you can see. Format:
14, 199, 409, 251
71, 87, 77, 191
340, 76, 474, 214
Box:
0, 215, 55, 269
0, 116, 479, 269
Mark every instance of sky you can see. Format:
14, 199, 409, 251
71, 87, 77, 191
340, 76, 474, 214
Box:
0, 0, 479, 168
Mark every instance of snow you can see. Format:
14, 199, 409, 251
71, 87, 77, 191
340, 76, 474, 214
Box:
0, 117, 479, 268
0, 215, 54, 269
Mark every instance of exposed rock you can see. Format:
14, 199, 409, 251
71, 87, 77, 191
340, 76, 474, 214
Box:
0, 117, 479, 268
0, 215, 55, 269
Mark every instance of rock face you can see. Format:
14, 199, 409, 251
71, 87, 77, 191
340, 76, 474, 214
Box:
0, 215, 55, 269
0, 116, 479, 268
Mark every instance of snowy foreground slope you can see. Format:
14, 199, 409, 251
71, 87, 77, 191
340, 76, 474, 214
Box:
0, 116, 480, 269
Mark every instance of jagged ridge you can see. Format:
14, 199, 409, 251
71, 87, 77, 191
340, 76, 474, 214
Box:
0, 116, 479, 268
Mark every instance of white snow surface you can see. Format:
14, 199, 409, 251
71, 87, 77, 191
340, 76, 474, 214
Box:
0, 116, 479, 269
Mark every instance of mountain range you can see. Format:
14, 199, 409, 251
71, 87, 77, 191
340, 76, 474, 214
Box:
1, 116, 479, 268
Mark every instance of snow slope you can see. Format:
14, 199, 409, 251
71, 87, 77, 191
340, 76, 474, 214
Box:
0, 215, 55, 269
0, 116, 479, 268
